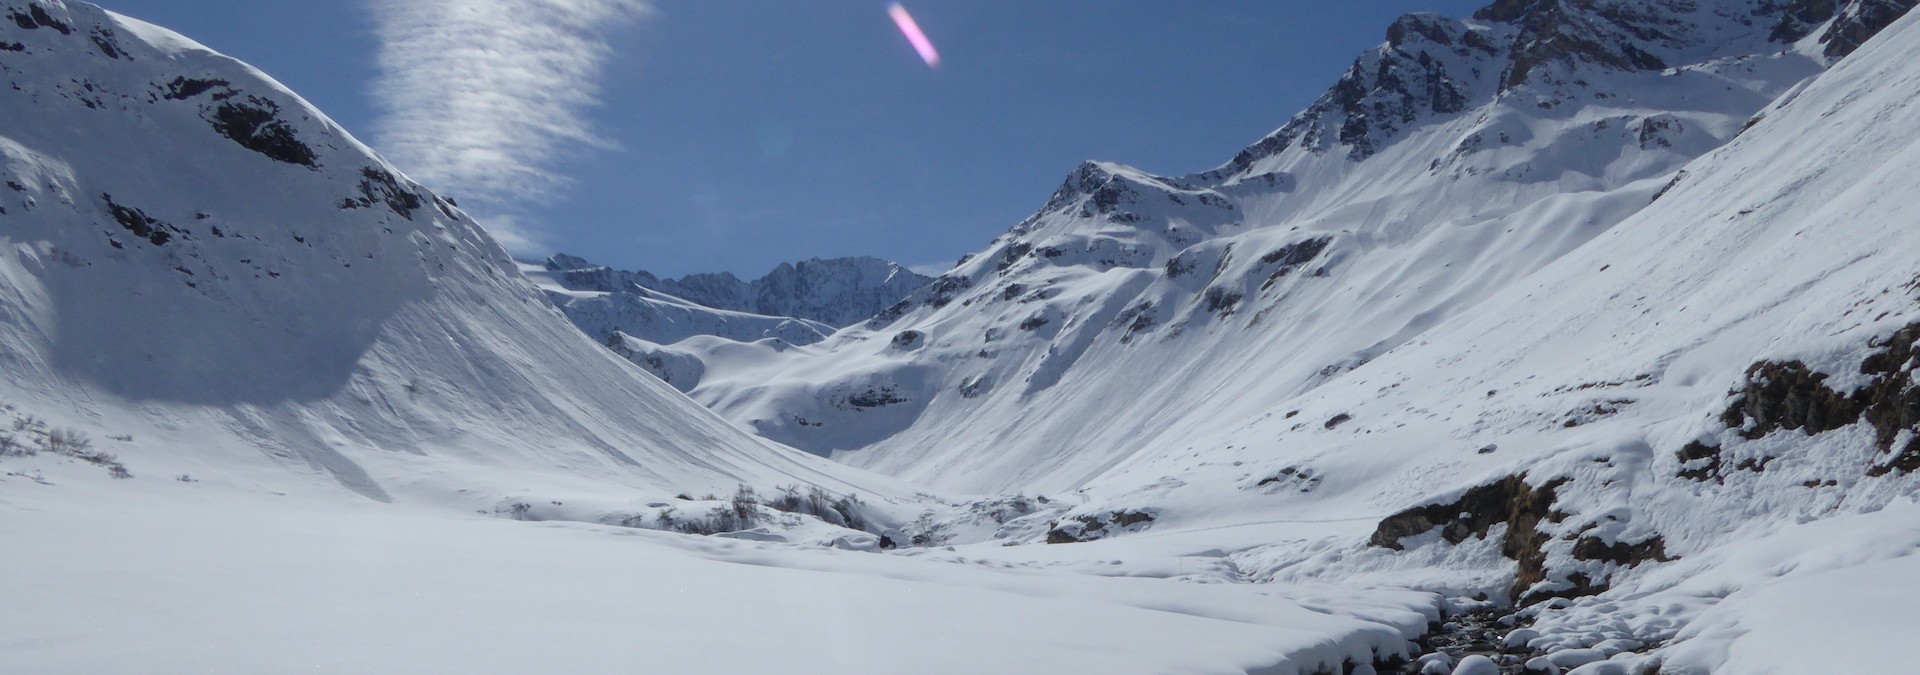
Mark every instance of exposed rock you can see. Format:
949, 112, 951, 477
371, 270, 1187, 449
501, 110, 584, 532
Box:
206, 95, 319, 167
1254, 466, 1323, 493
160, 76, 228, 101
842, 386, 908, 410
890, 330, 924, 350
1370, 475, 1570, 602
1045, 510, 1155, 544
87, 26, 122, 60
1768, 0, 1920, 57
1570, 534, 1675, 566
338, 167, 422, 220
1114, 301, 1158, 343
1487, 0, 1681, 90
8, 4, 69, 35
1771, 0, 1840, 43
101, 193, 180, 246
1202, 287, 1243, 315
1674, 440, 1724, 482
1715, 322, 1920, 475
1821, 0, 1920, 58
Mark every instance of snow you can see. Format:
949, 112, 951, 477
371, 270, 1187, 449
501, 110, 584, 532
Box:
6, 0, 1920, 673
0, 3, 1433, 673
1451, 655, 1499, 675
0, 0, 911, 507
666, 1, 1920, 671
679, 2, 1830, 488
0, 469, 1437, 675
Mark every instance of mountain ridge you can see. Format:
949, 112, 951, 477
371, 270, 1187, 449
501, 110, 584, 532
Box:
547, 252, 932, 329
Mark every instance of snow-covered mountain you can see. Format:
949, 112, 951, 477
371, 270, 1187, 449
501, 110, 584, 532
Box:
10, 0, 1920, 673
546, 253, 932, 329
525, 253, 929, 390
669, 0, 1920, 665
0, 7, 1460, 673
688, 0, 1914, 491
0, 0, 912, 517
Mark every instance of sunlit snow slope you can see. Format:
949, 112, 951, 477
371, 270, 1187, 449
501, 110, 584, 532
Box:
675, 1, 1920, 671
689, 0, 1915, 502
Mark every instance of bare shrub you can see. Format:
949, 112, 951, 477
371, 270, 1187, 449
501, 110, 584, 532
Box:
38, 427, 92, 455
765, 484, 869, 531
12, 414, 46, 434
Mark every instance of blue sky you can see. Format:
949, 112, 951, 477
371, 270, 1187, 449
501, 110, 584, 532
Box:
98, 0, 1488, 278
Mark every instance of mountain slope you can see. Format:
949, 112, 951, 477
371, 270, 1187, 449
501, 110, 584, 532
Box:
664, 4, 1920, 669
0, 0, 910, 516
685, 0, 1906, 497
1102, 8, 1920, 666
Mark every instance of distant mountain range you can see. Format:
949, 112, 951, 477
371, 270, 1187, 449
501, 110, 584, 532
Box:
544, 253, 932, 329
525, 254, 931, 389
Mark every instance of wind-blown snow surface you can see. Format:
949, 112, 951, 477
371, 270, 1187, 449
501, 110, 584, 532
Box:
0, 3, 1455, 673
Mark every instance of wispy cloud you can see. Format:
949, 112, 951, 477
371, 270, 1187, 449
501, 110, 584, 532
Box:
368, 0, 650, 253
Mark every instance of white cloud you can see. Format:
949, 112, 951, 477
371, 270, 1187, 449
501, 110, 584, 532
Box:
368, 0, 650, 253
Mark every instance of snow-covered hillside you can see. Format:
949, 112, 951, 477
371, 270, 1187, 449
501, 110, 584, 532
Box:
1107, 5, 1920, 666
687, 0, 1913, 494
666, 0, 1920, 670
0, 0, 909, 516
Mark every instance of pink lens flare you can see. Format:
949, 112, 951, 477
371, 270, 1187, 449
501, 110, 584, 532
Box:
888, 3, 941, 68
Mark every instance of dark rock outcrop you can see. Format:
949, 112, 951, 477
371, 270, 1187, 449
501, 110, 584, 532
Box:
1371, 475, 1570, 602
1714, 322, 1920, 476
1046, 510, 1156, 544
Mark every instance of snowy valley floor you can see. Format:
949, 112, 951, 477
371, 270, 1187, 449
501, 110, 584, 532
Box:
8, 457, 1920, 674
0, 461, 1437, 675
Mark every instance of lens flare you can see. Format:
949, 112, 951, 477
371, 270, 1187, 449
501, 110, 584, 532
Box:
888, 3, 940, 68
